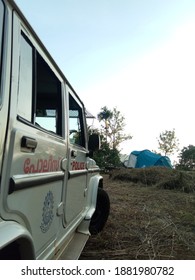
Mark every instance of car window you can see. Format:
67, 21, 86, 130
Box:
69, 94, 86, 147
17, 33, 62, 136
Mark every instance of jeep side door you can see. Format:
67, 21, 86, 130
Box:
63, 87, 88, 225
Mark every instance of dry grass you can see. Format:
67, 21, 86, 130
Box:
80, 167, 195, 260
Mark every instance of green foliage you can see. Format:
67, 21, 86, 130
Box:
97, 106, 113, 122
91, 106, 133, 169
157, 129, 179, 156
176, 145, 195, 170
93, 141, 121, 169
97, 106, 132, 149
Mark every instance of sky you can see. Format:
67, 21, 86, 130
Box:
15, 0, 195, 162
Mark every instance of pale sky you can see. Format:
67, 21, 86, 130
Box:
15, 0, 195, 162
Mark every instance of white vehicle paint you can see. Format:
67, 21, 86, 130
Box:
0, 0, 109, 260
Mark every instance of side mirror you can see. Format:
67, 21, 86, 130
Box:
88, 134, 100, 152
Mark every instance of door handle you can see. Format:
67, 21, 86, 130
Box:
21, 136, 38, 150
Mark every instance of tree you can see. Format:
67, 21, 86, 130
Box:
93, 141, 121, 169
97, 106, 132, 150
97, 106, 113, 143
176, 145, 195, 170
157, 129, 179, 156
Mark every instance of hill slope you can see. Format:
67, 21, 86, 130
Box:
80, 167, 195, 259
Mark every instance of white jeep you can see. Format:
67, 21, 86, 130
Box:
0, 0, 110, 259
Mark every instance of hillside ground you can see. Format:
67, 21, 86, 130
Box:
80, 167, 195, 260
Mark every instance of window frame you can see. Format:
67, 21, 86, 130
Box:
17, 33, 33, 122
69, 92, 86, 148
34, 51, 62, 136
0, 0, 5, 106
17, 32, 63, 137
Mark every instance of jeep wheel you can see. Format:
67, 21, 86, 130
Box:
89, 188, 110, 235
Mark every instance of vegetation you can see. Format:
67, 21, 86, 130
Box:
93, 141, 121, 169
97, 106, 132, 149
176, 145, 195, 170
80, 167, 195, 260
93, 106, 132, 169
110, 166, 195, 193
157, 129, 179, 156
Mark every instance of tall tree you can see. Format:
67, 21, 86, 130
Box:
177, 145, 195, 170
97, 106, 113, 143
97, 106, 132, 149
157, 128, 179, 156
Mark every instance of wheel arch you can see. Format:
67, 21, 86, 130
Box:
77, 174, 103, 234
0, 220, 35, 259
86, 174, 104, 219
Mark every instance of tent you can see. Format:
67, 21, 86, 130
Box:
124, 149, 172, 168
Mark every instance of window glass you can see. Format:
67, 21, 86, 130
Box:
17, 34, 62, 136
69, 94, 85, 147
35, 53, 62, 136
18, 36, 33, 121
0, 0, 5, 103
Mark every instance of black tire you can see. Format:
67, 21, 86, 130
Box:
89, 188, 110, 235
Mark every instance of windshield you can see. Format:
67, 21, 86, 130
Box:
0, 0, 4, 104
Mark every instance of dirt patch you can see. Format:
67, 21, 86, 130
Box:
80, 167, 195, 260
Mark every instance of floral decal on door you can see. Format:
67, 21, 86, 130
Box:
40, 191, 54, 233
